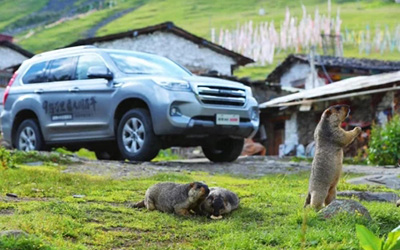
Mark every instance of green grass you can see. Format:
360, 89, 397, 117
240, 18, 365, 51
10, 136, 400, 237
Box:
0, 0, 48, 31
16, 7, 128, 53
97, 0, 400, 39
1, 165, 399, 249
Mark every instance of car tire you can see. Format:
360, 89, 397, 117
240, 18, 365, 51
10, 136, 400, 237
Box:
202, 138, 244, 162
15, 119, 44, 151
116, 108, 160, 161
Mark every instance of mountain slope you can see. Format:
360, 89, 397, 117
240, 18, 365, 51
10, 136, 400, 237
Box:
1, 0, 399, 79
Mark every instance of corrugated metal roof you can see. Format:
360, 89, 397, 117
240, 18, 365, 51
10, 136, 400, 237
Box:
266, 54, 400, 83
260, 70, 400, 108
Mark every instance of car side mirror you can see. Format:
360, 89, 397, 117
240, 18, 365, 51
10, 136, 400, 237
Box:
87, 66, 113, 80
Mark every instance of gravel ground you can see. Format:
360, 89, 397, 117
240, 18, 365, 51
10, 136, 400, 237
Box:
61, 156, 400, 180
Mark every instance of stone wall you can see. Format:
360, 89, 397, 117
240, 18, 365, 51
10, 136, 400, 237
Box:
0, 46, 28, 70
94, 31, 236, 75
297, 111, 318, 146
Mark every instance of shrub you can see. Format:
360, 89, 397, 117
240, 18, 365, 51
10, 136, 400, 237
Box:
368, 115, 400, 166
0, 147, 15, 170
356, 224, 400, 250
0, 235, 54, 250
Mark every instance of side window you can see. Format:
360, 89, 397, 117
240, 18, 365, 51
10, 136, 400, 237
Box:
48, 57, 77, 82
22, 61, 48, 84
76, 54, 107, 80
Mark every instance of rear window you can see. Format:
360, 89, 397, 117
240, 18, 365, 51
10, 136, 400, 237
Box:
22, 61, 48, 84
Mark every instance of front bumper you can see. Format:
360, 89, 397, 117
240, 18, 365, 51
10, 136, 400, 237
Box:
150, 89, 259, 138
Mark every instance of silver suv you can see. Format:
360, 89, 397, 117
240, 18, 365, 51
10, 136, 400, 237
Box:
1, 46, 259, 162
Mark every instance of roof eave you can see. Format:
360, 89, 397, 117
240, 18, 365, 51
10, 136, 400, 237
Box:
66, 22, 254, 66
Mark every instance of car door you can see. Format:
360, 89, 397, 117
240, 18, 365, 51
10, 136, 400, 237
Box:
62, 53, 116, 140
38, 56, 81, 141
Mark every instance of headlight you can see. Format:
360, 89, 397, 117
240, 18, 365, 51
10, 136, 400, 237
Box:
153, 77, 191, 91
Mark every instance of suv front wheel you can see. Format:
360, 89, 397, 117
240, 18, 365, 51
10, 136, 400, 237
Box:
116, 109, 160, 161
15, 119, 44, 151
202, 137, 244, 162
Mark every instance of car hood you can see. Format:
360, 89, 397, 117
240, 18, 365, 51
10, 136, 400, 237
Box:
183, 75, 246, 89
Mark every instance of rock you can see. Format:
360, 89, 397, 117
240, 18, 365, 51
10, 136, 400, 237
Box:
6, 193, 18, 198
73, 195, 85, 198
26, 161, 44, 166
338, 191, 399, 203
347, 175, 400, 190
0, 230, 28, 238
319, 199, 371, 220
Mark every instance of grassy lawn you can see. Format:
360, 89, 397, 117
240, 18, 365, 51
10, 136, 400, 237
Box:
1, 163, 399, 249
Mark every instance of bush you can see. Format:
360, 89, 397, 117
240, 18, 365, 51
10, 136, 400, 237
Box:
0, 147, 15, 170
356, 224, 400, 250
0, 235, 54, 250
368, 115, 400, 166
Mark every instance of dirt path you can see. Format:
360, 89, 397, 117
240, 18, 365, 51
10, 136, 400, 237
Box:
61, 156, 400, 180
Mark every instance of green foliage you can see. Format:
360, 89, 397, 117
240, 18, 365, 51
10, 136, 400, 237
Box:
0, 235, 55, 250
12, 150, 74, 166
0, 147, 16, 170
54, 147, 97, 160
368, 115, 400, 166
152, 149, 181, 161
290, 156, 313, 163
356, 224, 400, 250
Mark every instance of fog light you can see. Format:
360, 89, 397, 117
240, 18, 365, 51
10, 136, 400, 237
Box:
170, 107, 182, 116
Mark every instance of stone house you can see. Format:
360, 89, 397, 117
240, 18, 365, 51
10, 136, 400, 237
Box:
267, 54, 400, 91
260, 71, 400, 156
67, 22, 254, 76
0, 40, 34, 86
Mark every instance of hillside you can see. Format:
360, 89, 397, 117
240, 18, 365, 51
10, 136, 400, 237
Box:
1, 0, 399, 79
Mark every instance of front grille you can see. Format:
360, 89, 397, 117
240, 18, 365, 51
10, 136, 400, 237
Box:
197, 85, 246, 106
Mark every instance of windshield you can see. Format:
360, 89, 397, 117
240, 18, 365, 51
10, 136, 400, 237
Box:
108, 51, 192, 77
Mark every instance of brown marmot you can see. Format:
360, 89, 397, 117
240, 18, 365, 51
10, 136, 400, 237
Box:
133, 182, 210, 216
304, 105, 361, 210
194, 187, 240, 219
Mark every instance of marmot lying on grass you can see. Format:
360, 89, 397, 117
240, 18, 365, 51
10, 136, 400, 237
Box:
304, 105, 361, 210
133, 182, 210, 216
195, 187, 240, 219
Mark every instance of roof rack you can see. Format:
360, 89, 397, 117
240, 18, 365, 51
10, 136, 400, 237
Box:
33, 45, 97, 58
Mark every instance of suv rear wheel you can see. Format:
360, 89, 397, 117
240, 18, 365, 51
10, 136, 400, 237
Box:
202, 138, 244, 162
15, 119, 44, 151
117, 109, 160, 161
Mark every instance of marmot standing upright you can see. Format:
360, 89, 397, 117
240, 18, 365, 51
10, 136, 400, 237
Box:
133, 182, 210, 216
304, 105, 361, 210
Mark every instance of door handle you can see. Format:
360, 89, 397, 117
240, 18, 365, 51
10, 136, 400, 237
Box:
34, 89, 44, 94
69, 87, 80, 93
